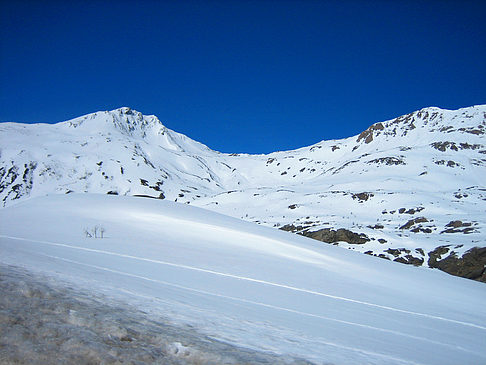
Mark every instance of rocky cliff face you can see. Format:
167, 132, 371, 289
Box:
1, 105, 485, 281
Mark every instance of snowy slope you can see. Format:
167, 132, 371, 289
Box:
1, 194, 485, 364
1, 105, 485, 275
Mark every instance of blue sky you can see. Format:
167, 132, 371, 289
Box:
1, 0, 485, 153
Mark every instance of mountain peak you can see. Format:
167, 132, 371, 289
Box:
116, 106, 135, 115
108, 108, 168, 140
63, 107, 168, 140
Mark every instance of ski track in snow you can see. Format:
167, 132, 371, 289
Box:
2, 234, 485, 335
36, 252, 481, 356
36, 254, 427, 365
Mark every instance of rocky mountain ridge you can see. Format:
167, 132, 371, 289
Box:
1, 105, 485, 281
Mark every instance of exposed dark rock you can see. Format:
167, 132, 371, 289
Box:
431, 141, 458, 152
471, 158, 486, 167
133, 193, 165, 200
352, 192, 374, 202
411, 227, 432, 233
441, 227, 475, 234
441, 221, 476, 234
459, 143, 482, 150
385, 248, 402, 257
332, 160, 359, 174
0, 165, 19, 194
302, 228, 370, 245
428, 247, 486, 282
428, 245, 451, 266
106, 191, 118, 195
280, 224, 306, 233
415, 248, 425, 256
378, 239, 387, 244
440, 126, 454, 133
368, 157, 405, 166
365, 251, 392, 260
434, 159, 461, 168
399, 217, 428, 230
280, 225, 370, 245
356, 122, 385, 144
397, 207, 424, 215
367, 224, 384, 229
394, 255, 424, 266
459, 127, 484, 135
446, 220, 468, 228
405, 207, 424, 214
0, 162, 37, 204
288, 204, 298, 209
385, 248, 424, 266
22, 162, 37, 190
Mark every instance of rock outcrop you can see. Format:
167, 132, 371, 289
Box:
428, 246, 486, 282
281, 225, 370, 245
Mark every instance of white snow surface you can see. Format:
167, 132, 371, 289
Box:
1, 194, 485, 364
1, 105, 485, 263
0, 264, 308, 364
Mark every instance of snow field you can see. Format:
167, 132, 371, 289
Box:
1, 194, 485, 364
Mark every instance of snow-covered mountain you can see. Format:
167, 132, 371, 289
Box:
1, 105, 485, 280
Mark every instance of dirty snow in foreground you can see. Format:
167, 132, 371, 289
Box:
0, 264, 310, 365
1, 194, 485, 365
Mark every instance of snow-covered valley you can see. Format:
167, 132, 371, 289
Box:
1, 194, 485, 364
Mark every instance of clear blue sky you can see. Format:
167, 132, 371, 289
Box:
1, 0, 485, 153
